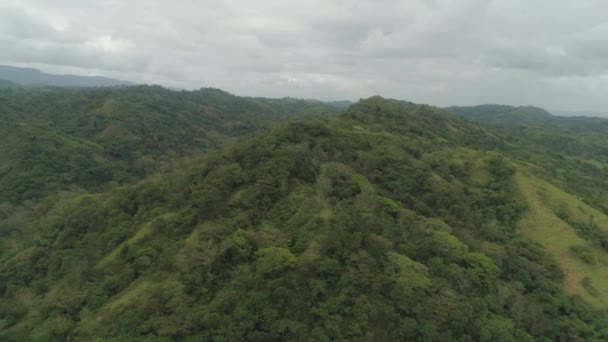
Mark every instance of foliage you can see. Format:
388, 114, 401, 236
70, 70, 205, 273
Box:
0, 86, 338, 205
2, 90, 608, 340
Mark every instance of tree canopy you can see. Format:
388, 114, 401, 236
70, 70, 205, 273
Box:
2, 88, 608, 340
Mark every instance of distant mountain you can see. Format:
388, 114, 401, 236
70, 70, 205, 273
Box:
0, 78, 20, 88
445, 104, 552, 126
0, 65, 135, 87
322, 100, 354, 110
552, 110, 608, 118
445, 104, 608, 133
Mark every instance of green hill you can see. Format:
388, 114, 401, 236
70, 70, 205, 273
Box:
0, 79, 20, 89
446, 103, 608, 133
0, 86, 339, 205
3, 90, 608, 340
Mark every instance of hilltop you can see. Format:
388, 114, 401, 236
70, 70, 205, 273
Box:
2, 89, 608, 340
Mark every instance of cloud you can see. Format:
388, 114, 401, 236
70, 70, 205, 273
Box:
1, 0, 608, 111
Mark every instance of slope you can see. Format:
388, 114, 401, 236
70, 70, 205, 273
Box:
0, 86, 339, 206
0, 120, 116, 205
2, 96, 608, 341
448, 103, 608, 308
515, 165, 608, 307
0, 79, 20, 89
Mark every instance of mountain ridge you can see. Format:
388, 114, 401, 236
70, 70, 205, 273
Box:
445, 104, 553, 126
3, 88, 608, 340
0, 65, 134, 88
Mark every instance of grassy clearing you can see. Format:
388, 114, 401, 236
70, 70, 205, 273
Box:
444, 147, 491, 186
106, 279, 156, 310
514, 166, 608, 308
76, 278, 156, 337
95, 213, 177, 269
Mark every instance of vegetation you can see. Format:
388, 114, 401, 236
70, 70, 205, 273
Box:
2, 89, 608, 340
445, 104, 553, 126
0, 86, 338, 205
0, 79, 20, 89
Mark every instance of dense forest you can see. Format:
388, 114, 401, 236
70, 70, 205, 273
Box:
2, 86, 608, 341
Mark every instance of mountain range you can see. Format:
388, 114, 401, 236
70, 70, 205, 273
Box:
0, 65, 134, 88
2, 86, 608, 340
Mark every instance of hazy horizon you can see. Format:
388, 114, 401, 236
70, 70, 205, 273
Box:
1, 0, 607, 112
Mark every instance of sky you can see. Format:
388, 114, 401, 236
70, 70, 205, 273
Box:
1, 0, 607, 112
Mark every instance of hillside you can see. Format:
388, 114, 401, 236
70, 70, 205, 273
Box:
446, 104, 608, 310
0, 86, 339, 205
2, 91, 608, 340
0, 65, 134, 88
0, 79, 20, 89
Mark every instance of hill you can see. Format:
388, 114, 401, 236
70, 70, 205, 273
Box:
0, 79, 20, 89
0, 65, 134, 87
446, 103, 608, 309
553, 110, 608, 118
446, 104, 608, 132
445, 104, 553, 126
0, 86, 339, 205
2, 91, 608, 340
322, 100, 354, 110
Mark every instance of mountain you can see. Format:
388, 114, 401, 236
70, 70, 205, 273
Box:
0, 65, 134, 87
0, 86, 339, 205
322, 100, 354, 110
3, 89, 608, 340
0, 79, 20, 89
445, 104, 608, 159
553, 110, 608, 118
445, 104, 553, 126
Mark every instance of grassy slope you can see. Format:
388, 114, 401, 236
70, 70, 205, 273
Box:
514, 165, 608, 308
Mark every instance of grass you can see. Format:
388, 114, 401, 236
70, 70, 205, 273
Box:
106, 279, 156, 310
319, 208, 332, 222
95, 213, 177, 269
445, 147, 492, 186
76, 278, 155, 337
514, 165, 608, 308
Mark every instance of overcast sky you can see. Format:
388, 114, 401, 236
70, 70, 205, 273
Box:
1, 0, 607, 111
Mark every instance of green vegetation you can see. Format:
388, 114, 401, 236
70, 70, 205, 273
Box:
0, 79, 20, 89
453, 104, 608, 308
445, 104, 552, 126
2, 89, 608, 340
0, 86, 338, 205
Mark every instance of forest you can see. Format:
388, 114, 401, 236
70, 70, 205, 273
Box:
2, 85, 608, 341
